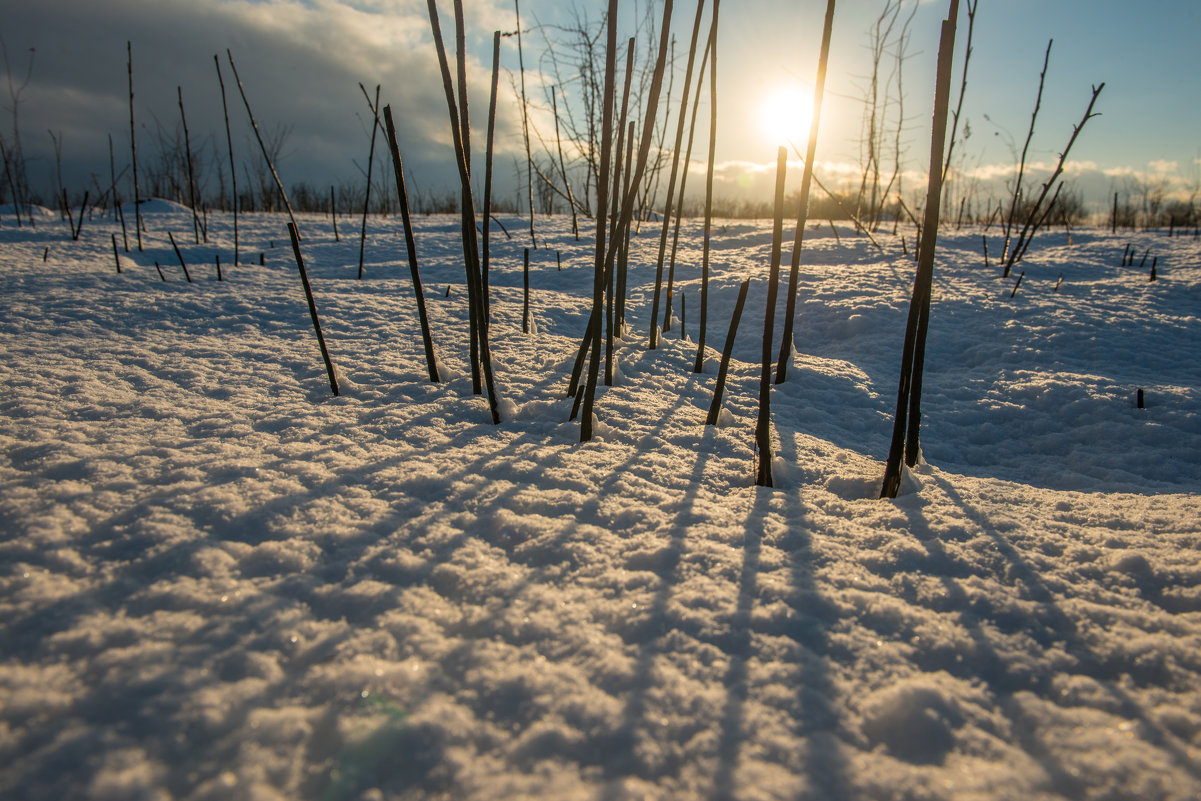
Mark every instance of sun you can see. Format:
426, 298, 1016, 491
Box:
757, 84, 816, 151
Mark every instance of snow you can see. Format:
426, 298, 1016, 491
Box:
2, 203, 1200, 800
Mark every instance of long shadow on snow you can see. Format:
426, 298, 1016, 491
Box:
596, 422, 711, 798
776, 422, 853, 800
896, 476, 1201, 792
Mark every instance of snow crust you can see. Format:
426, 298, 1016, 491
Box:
2, 206, 1200, 800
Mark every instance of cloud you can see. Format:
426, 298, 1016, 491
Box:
677, 152, 1198, 212
1, 0, 525, 197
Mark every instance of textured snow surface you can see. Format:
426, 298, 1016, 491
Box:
2, 205, 1200, 800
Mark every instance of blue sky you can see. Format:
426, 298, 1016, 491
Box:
2, 0, 1197, 211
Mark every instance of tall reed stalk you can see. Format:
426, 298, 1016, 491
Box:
775, 0, 835, 383
693, 0, 719, 374
384, 105, 440, 383
662, 11, 713, 334
178, 87, 202, 243
581, 0, 675, 438
1000, 39, 1050, 270
880, 0, 958, 499
647, 1, 707, 349
606, 38, 636, 388
579, 0, 619, 442
213, 55, 239, 264
483, 31, 501, 321
756, 147, 788, 488
706, 277, 749, 425
357, 84, 381, 280
127, 42, 142, 251
287, 222, 340, 397
514, 0, 536, 248
427, 0, 501, 423
226, 49, 300, 236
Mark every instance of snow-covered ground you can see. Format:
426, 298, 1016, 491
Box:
2, 202, 1199, 801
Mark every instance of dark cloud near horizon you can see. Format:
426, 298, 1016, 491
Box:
0, 0, 524, 202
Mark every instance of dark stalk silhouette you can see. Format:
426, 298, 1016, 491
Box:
287, 222, 340, 396
756, 147, 788, 488
427, 0, 501, 422
127, 42, 142, 251
483, 30, 501, 320
177, 86, 202, 243
663, 15, 714, 335
1001, 39, 1051, 269
226, 49, 300, 235
384, 105, 440, 383
706, 277, 749, 425
579, 0, 619, 442
357, 83, 381, 280
213, 55, 239, 264
693, 0, 720, 374
880, 0, 958, 498
168, 231, 192, 283
514, 0, 535, 247
775, 0, 835, 383
648, 0, 707, 350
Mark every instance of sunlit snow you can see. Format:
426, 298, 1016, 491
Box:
2, 202, 1199, 800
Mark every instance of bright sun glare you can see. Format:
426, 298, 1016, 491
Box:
757, 84, 815, 151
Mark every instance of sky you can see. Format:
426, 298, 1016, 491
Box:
1, 0, 1198, 214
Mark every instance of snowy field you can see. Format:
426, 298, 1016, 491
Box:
2, 202, 1200, 801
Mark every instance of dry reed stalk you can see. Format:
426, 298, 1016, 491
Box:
127, 42, 142, 251
448, 0, 482, 393
589, 0, 677, 426
663, 11, 713, 335
483, 31, 501, 320
606, 50, 634, 388
551, 89, 579, 240
213, 55, 239, 264
880, 0, 958, 499
523, 247, 531, 334
648, 0, 708, 349
568, 0, 675, 409
427, 0, 501, 422
775, 0, 835, 383
330, 185, 339, 241
1001, 39, 1051, 267
168, 231, 192, 283
693, 0, 720, 374
706, 277, 749, 425
1009, 271, 1024, 297
226, 49, 300, 236
177, 87, 201, 243
941, 0, 977, 194
357, 83, 381, 280
107, 134, 119, 225
0, 140, 22, 230
116, 196, 129, 250
579, 0, 619, 442
514, 0, 536, 247
617, 120, 633, 333
287, 222, 340, 396
756, 146, 788, 487
1003, 84, 1104, 272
